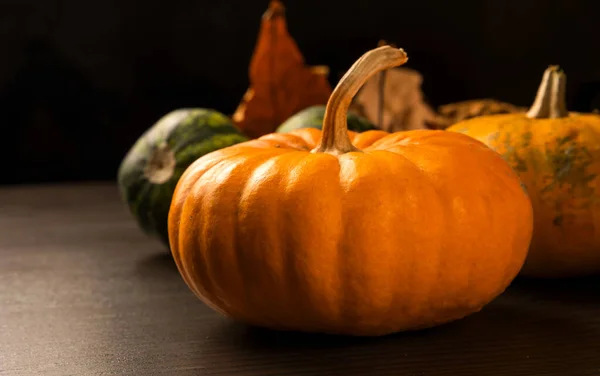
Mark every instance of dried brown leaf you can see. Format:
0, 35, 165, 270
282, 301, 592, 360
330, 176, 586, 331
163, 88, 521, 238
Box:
429, 99, 527, 129
352, 66, 438, 132
232, 0, 333, 138
350, 41, 437, 132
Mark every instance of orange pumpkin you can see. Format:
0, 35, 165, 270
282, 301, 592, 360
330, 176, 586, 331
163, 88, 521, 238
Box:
168, 46, 533, 336
448, 66, 600, 278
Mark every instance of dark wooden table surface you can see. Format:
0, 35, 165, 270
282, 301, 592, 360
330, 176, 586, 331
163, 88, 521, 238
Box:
1, 182, 600, 376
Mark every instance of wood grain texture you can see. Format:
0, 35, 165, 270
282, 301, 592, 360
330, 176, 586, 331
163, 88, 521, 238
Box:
1, 182, 599, 376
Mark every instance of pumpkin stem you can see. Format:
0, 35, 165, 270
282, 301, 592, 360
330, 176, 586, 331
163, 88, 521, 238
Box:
312, 46, 408, 155
526, 66, 569, 119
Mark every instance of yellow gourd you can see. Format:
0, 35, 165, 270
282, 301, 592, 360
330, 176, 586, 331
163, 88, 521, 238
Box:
448, 66, 600, 277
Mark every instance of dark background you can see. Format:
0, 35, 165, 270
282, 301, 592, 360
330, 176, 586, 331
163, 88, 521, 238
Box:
2, 0, 600, 185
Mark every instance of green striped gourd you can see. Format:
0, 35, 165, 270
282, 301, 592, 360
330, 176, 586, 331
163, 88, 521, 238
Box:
117, 109, 248, 249
276, 105, 377, 134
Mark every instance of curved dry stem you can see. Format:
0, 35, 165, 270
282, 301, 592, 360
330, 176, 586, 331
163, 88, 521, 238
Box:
312, 46, 408, 155
526, 65, 569, 119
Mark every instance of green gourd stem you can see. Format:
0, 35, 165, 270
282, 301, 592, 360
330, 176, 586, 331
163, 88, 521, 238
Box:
144, 142, 176, 184
526, 65, 569, 119
311, 46, 408, 155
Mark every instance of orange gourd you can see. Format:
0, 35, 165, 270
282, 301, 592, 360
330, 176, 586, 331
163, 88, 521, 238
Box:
448, 67, 600, 278
168, 46, 533, 336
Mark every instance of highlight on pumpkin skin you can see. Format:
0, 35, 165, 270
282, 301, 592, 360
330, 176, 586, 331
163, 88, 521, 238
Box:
312, 46, 408, 155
